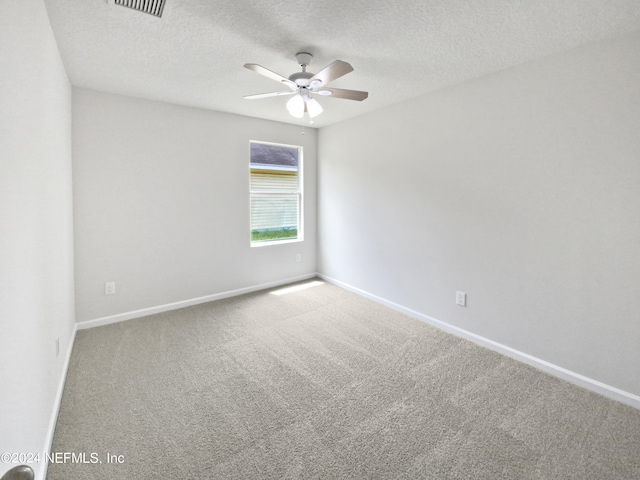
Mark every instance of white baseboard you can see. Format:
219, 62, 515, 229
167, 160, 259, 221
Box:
318, 274, 640, 410
41, 324, 77, 480
75, 271, 640, 410
77, 273, 318, 330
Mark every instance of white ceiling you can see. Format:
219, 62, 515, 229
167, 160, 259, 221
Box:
44, 0, 640, 128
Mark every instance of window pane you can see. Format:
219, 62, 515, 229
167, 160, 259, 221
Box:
249, 141, 302, 244
250, 193, 299, 242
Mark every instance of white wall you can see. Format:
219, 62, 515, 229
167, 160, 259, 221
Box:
0, 1, 75, 478
318, 33, 640, 397
73, 89, 317, 323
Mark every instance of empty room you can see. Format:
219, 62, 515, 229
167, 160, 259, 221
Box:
2, 1, 640, 479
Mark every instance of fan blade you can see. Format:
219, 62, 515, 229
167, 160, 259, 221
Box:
320, 88, 368, 101
244, 91, 297, 100
309, 60, 353, 86
244, 63, 297, 89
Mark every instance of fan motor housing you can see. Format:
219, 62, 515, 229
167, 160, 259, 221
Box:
289, 71, 313, 86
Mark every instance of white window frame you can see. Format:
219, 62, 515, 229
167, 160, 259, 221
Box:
249, 140, 304, 247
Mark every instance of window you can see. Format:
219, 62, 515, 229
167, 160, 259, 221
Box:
250, 141, 303, 245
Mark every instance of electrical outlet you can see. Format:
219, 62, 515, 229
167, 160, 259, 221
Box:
105, 282, 116, 295
456, 291, 467, 307
296, 253, 301, 263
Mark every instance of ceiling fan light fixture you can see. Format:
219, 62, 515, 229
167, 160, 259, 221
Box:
306, 97, 323, 118
286, 94, 305, 118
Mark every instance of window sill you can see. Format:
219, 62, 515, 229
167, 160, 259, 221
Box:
250, 238, 303, 248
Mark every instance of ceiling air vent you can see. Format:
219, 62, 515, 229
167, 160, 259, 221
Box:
113, 0, 166, 18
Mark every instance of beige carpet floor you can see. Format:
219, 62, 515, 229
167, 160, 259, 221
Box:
48, 278, 640, 479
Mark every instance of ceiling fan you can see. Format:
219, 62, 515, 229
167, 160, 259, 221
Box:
244, 52, 368, 119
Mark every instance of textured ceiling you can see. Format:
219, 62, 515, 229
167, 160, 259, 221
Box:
44, 0, 640, 128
